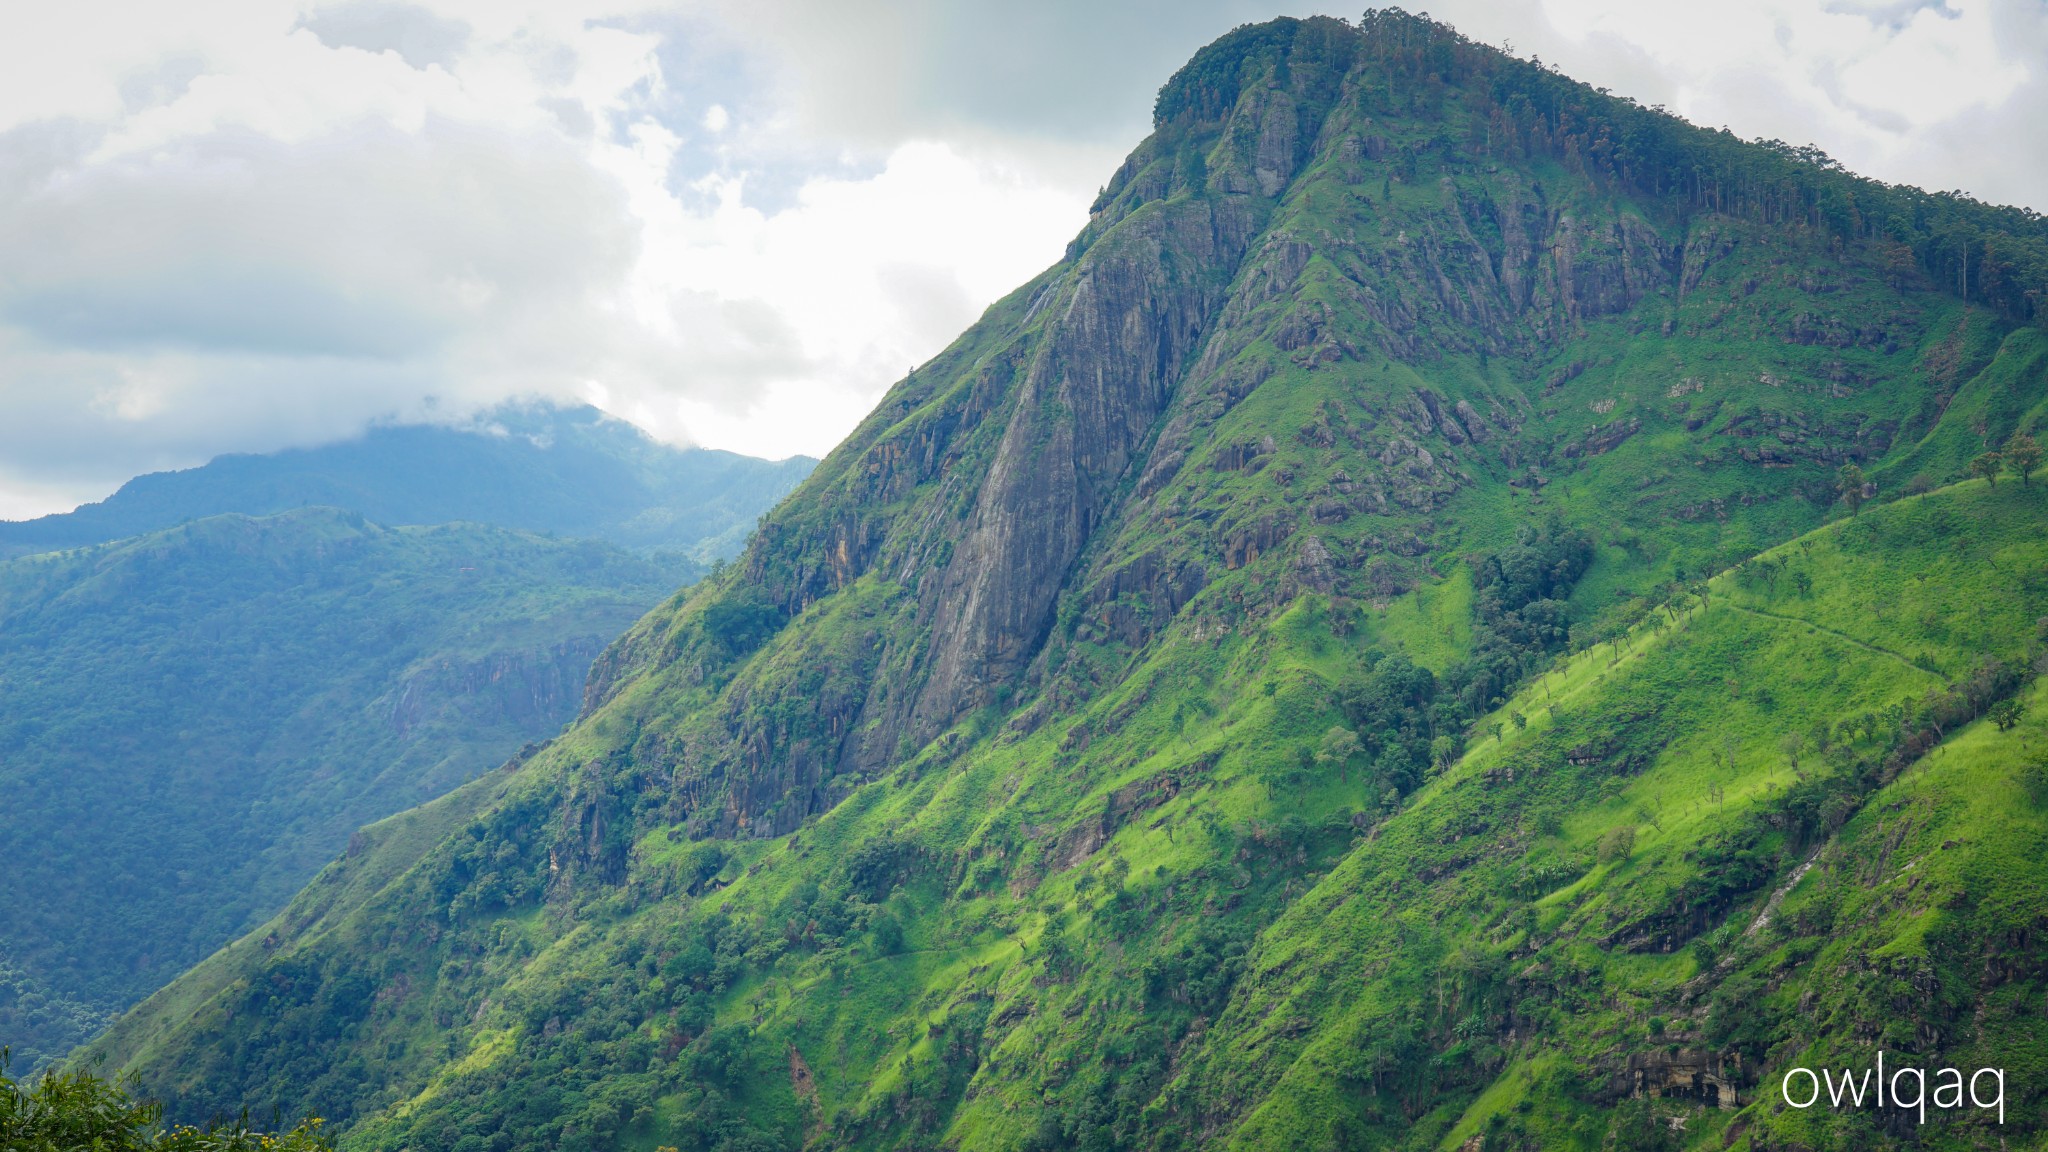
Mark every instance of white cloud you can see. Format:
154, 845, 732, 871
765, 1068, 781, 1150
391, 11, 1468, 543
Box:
0, 0, 2041, 518
601, 138, 1079, 455
1429, 0, 2046, 206
0, 0, 1090, 515
298, 0, 472, 70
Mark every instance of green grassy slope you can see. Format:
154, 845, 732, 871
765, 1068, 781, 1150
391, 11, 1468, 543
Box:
83, 12, 2048, 1152
1176, 477, 2048, 1151
0, 509, 680, 1071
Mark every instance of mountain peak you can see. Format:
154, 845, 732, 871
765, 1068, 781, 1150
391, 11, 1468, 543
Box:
587, 6, 2048, 822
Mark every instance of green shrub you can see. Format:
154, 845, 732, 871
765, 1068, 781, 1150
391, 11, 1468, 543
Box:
1596, 826, 1637, 864
1990, 697, 2026, 730
0, 1051, 329, 1151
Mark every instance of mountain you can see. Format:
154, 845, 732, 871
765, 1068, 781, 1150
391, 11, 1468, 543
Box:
0, 403, 815, 563
82, 12, 2048, 1151
0, 509, 685, 1073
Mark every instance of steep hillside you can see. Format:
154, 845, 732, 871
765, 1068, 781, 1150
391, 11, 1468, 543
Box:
1160, 478, 2048, 1151
88, 13, 2048, 1152
0, 403, 815, 563
0, 509, 680, 1072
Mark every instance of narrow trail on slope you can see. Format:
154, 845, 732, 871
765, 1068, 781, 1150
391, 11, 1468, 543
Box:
1725, 602, 1945, 683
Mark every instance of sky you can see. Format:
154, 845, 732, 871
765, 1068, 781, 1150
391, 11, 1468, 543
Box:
0, 0, 2043, 519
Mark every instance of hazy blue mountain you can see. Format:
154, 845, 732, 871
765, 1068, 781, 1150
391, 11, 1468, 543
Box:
0, 403, 814, 562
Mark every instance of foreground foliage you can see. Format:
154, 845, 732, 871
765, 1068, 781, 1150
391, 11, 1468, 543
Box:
1, 1050, 330, 1152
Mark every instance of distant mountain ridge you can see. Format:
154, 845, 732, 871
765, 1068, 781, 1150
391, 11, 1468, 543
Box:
0, 404, 815, 561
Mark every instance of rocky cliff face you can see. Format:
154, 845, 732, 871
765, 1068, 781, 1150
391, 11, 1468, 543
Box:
906, 164, 1265, 738
389, 638, 609, 738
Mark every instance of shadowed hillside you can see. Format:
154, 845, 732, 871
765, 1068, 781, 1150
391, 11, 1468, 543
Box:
0, 510, 682, 1072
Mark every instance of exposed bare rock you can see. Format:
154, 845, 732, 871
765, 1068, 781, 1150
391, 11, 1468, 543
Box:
905, 193, 1267, 742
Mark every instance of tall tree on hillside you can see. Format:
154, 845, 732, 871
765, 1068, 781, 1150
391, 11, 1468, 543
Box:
1315, 726, 1363, 783
1836, 464, 1867, 516
2005, 432, 2042, 486
1970, 451, 2004, 488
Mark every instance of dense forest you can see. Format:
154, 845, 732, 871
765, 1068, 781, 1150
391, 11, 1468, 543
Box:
0, 510, 681, 1071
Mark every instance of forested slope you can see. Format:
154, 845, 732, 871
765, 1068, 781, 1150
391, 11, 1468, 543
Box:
0, 509, 679, 1071
85, 13, 2048, 1151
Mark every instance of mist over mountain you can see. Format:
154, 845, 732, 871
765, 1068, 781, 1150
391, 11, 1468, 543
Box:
60, 12, 2048, 1152
0, 404, 816, 563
